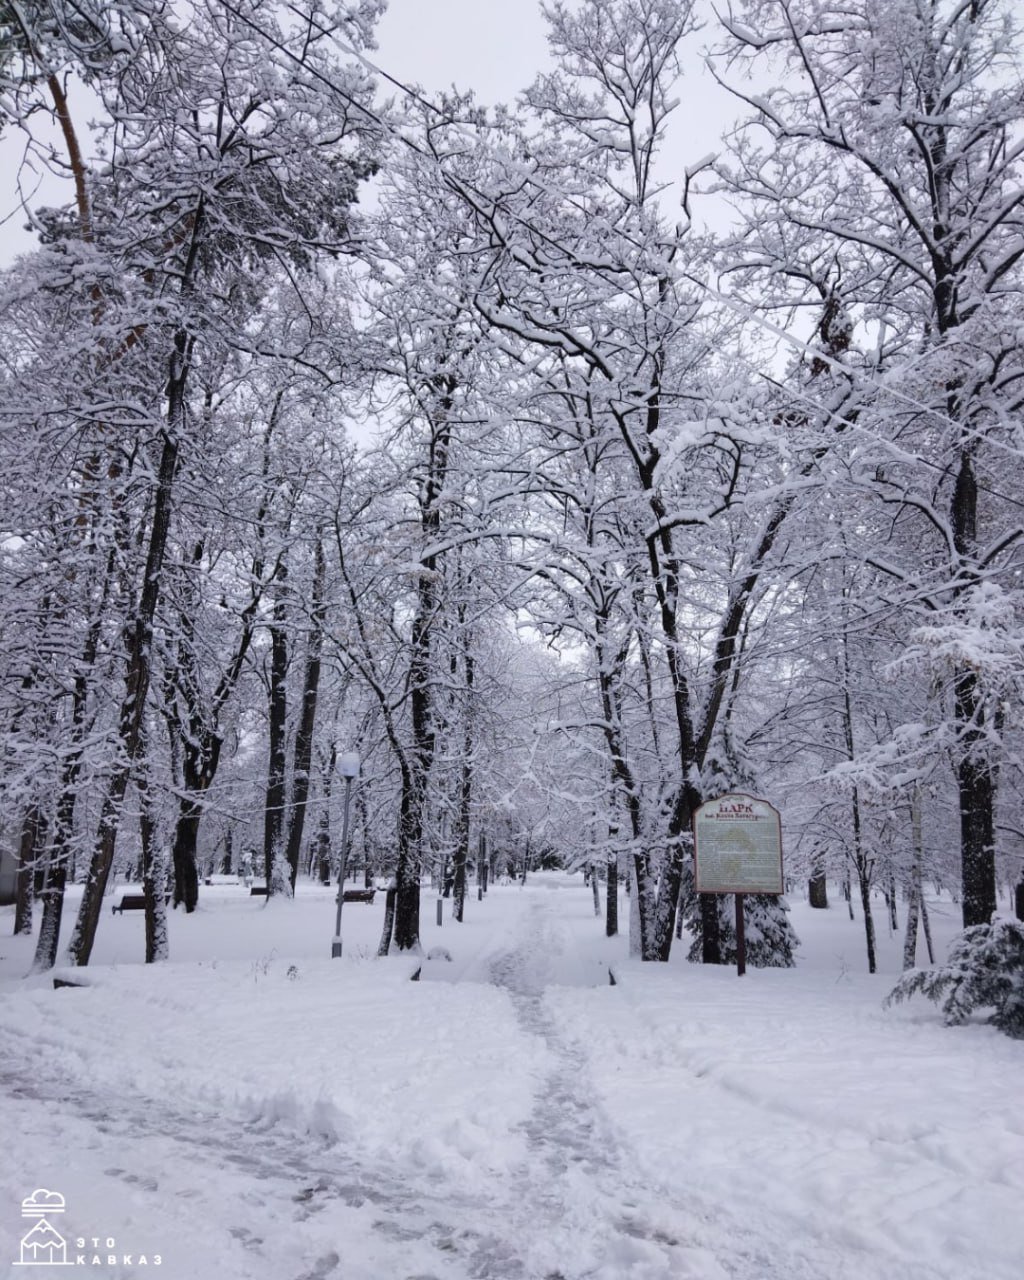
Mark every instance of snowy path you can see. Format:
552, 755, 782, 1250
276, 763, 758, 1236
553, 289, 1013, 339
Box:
1, 898, 717, 1280
0, 896, 749, 1280
426, 898, 717, 1278
2, 880, 1022, 1280
417, 897, 814, 1280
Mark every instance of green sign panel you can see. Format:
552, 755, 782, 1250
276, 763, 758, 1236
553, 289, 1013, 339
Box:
693, 793, 783, 894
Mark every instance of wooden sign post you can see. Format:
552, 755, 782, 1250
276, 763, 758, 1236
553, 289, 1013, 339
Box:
693, 793, 783, 977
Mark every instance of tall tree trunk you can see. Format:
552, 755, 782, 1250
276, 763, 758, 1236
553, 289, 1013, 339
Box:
629, 858, 643, 957
453, 747, 471, 926
885, 869, 898, 934
284, 539, 325, 890
839, 614, 875, 972
955, 664, 997, 927
171, 802, 202, 913
313, 744, 336, 885
903, 791, 925, 970
137, 729, 169, 963
920, 893, 935, 966
605, 845, 618, 938
392, 401, 456, 953
14, 807, 42, 936
851, 789, 876, 974
698, 892, 722, 965
264, 568, 289, 896
809, 844, 828, 909
450, 637, 474, 924
392, 766, 424, 951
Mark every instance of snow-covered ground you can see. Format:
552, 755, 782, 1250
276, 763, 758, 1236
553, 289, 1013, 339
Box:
0, 876, 1020, 1280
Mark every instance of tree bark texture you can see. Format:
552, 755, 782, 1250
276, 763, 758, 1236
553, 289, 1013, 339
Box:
284, 539, 326, 889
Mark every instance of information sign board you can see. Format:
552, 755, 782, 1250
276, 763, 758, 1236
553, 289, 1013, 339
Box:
693, 793, 783, 895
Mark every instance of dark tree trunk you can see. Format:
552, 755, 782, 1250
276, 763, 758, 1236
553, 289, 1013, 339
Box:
675, 872, 685, 940
920, 892, 935, 965
33, 715, 94, 970
284, 539, 325, 890
809, 842, 828, 908
137, 734, 168, 963
172, 803, 202, 912
33, 861, 67, 972
903, 791, 924, 969
451, 737, 472, 924
956, 672, 997, 927
857, 858, 877, 975
605, 855, 618, 937
886, 869, 898, 933
947, 347, 996, 927
314, 744, 336, 885
699, 893, 722, 965
264, 570, 289, 895
852, 789, 876, 974
14, 807, 42, 936
393, 400, 457, 953
392, 765, 423, 951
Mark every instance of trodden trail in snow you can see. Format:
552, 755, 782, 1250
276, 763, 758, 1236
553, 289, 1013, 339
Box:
1, 898, 729, 1280
416, 895, 815, 1280
1, 890, 995, 1280
0, 894, 761, 1280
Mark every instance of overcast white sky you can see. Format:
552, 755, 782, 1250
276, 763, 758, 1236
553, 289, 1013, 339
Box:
375, 0, 553, 105
374, 0, 740, 218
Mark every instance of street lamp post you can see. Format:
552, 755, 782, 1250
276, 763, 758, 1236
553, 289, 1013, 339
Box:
331, 751, 360, 959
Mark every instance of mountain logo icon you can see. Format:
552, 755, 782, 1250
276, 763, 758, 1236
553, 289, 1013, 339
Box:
15, 1189, 70, 1267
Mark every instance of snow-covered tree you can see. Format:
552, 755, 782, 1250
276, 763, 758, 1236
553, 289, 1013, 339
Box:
715, 0, 1024, 930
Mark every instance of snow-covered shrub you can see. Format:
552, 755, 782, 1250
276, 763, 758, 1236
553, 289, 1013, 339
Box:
682, 886, 800, 968
885, 918, 1024, 1039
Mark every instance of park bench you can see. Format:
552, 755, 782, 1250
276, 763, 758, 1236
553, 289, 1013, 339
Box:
250, 885, 268, 896
111, 893, 170, 915
341, 888, 376, 904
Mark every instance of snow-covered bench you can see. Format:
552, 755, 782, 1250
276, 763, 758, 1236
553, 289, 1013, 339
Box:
111, 892, 170, 914
342, 888, 376, 904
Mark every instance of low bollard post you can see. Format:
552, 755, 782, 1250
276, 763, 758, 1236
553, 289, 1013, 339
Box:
436, 897, 443, 927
